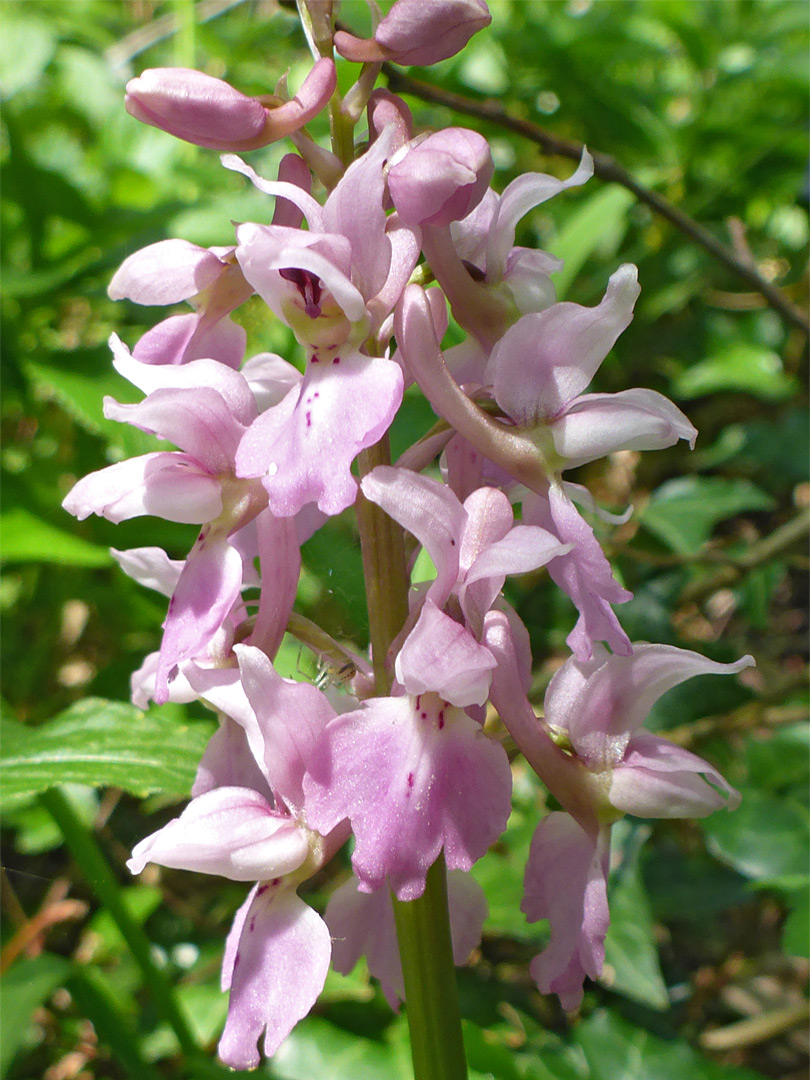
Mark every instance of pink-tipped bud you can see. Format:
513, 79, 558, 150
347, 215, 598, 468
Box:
387, 128, 494, 227
335, 0, 491, 67
125, 59, 336, 151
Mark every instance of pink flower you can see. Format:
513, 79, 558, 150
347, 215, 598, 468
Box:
304, 689, 512, 900
125, 59, 336, 150
335, 0, 491, 67
483, 609, 754, 1010
387, 128, 494, 228
128, 646, 345, 1067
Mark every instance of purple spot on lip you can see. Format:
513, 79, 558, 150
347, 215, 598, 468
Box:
306, 411, 312, 427
256, 883, 269, 897
438, 710, 445, 729
332, 356, 340, 364
249, 916, 256, 932
407, 772, 414, 789
450, 538, 456, 546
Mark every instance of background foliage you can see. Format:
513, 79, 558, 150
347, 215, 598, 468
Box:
1, 1, 807, 1078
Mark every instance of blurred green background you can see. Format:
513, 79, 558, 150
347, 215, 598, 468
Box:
1, 1, 807, 1078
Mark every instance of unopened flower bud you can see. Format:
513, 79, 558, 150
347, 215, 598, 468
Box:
335, 0, 491, 67
125, 59, 336, 151
387, 128, 494, 227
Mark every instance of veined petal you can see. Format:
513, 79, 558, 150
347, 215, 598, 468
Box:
109, 239, 223, 304
110, 546, 182, 597
325, 868, 487, 1011
221, 155, 324, 229
486, 150, 593, 283
323, 127, 394, 303
103, 386, 246, 474
395, 600, 496, 707
523, 484, 632, 661
558, 644, 755, 757
461, 524, 571, 632
303, 693, 512, 900
154, 532, 244, 703
110, 334, 257, 424
192, 715, 275, 804
127, 787, 308, 881
489, 264, 640, 422
219, 885, 331, 1067
326, 877, 404, 1009
236, 354, 403, 518
552, 388, 697, 468
235, 644, 336, 812
361, 465, 465, 609
62, 452, 222, 524
523, 813, 610, 1011
240, 352, 303, 413
609, 732, 741, 817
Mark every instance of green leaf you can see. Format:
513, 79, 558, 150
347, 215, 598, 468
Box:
575, 1009, 765, 1080
0, 506, 112, 567
0, 14, 55, 99
548, 185, 635, 298
673, 342, 798, 401
603, 823, 669, 1010
638, 476, 774, 553
0, 699, 214, 809
273, 1017, 410, 1080
745, 723, 810, 793
702, 789, 810, 885
0, 953, 71, 1075
24, 354, 150, 451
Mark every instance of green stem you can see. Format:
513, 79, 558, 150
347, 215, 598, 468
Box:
392, 856, 468, 1080
41, 787, 199, 1060
356, 440, 468, 1080
67, 967, 164, 1080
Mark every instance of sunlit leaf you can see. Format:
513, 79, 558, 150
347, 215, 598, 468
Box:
0, 699, 214, 809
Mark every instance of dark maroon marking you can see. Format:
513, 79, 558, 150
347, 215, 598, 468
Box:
256, 883, 269, 897
450, 538, 456, 545
249, 916, 256, 932
306, 411, 312, 427
279, 267, 323, 318
420, 712, 427, 720
271, 877, 281, 887
407, 772, 415, 788
438, 710, 445, 730
332, 356, 340, 364
415, 694, 421, 708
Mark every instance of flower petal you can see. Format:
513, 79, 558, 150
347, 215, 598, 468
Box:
127, 787, 307, 881
219, 885, 331, 1067
304, 693, 512, 899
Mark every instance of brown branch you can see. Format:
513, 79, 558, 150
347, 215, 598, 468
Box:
680, 507, 810, 603
383, 66, 809, 336
0, 879, 88, 974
